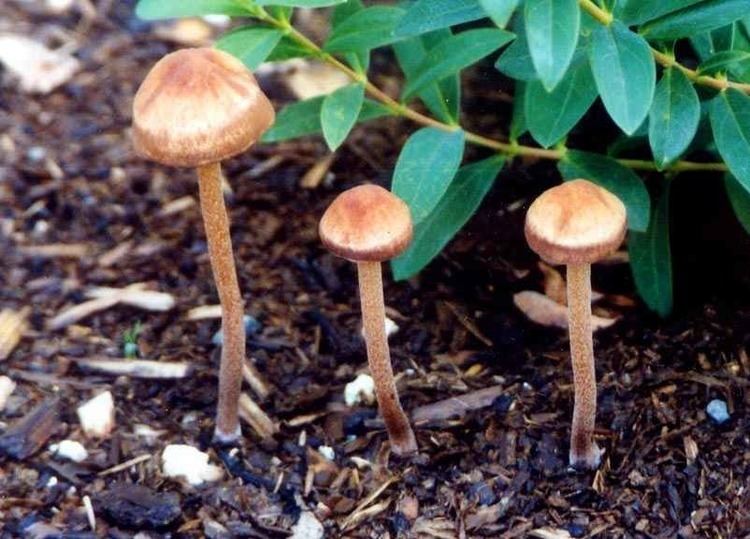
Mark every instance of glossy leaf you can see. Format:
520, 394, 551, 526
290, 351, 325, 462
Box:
216, 27, 283, 69
395, 0, 486, 37
617, 0, 703, 25
558, 150, 650, 232
136, 0, 250, 19
710, 89, 750, 192
256, 0, 345, 6
725, 174, 750, 235
629, 182, 672, 317
642, 0, 748, 41
321, 84, 365, 151
525, 57, 597, 148
495, 24, 537, 80
324, 6, 405, 53
403, 28, 515, 99
267, 36, 311, 61
648, 68, 700, 169
392, 128, 465, 223
332, 0, 369, 72
699, 50, 750, 77
392, 157, 505, 280
525, 0, 580, 91
510, 81, 528, 140
262, 97, 389, 143
480, 0, 520, 28
590, 21, 655, 135
394, 30, 460, 123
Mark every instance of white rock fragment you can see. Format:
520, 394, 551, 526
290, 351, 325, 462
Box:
49, 440, 88, 463
344, 373, 376, 407
0, 376, 16, 411
0, 35, 80, 94
290, 511, 324, 539
162, 444, 223, 486
360, 316, 399, 341
77, 391, 115, 438
46, 476, 58, 488
318, 445, 335, 461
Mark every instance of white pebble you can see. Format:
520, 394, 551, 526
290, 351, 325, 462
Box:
318, 445, 335, 461
0, 376, 16, 411
162, 444, 223, 486
344, 373, 376, 407
290, 511, 324, 539
46, 476, 58, 488
77, 391, 115, 438
49, 440, 88, 463
707, 399, 730, 424
360, 316, 399, 341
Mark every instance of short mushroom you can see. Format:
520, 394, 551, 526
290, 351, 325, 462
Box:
319, 185, 418, 455
132, 47, 275, 444
524, 179, 626, 469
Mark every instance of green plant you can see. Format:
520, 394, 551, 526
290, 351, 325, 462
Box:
122, 320, 143, 359
137, 0, 750, 316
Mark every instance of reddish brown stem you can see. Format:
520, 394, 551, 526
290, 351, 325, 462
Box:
198, 163, 265, 443
357, 261, 417, 455
566, 263, 601, 469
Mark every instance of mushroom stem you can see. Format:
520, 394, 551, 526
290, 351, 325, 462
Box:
198, 162, 267, 443
566, 263, 600, 469
356, 261, 417, 456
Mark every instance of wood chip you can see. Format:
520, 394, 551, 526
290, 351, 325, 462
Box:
158, 195, 195, 217
17, 243, 89, 258
0, 307, 30, 360
73, 358, 192, 379
238, 393, 277, 439
186, 305, 222, 321
300, 154, 335, 189
412, 385, 505, 425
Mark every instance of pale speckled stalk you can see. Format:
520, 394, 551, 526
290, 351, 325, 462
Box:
567, 263, 601, 469
198, 163, 266, 443
357, 261, 417, 456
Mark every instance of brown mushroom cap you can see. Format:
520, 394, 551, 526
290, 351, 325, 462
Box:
319, 185, 413, 262
132, 47, 275, 167
525, 179, 627, 265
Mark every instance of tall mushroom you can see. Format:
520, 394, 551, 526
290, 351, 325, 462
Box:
524, 179, 626, 469
132, 48, 275, 444
319, 185, 418, 456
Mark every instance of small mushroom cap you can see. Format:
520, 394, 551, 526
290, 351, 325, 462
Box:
319, 185, 413, 262
525, 179, 627, 265
132, 47, 274, 168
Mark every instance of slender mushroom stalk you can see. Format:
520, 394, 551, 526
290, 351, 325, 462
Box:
132, 48, 275, 444
524, 179, 626, 470
319, 185, 418, 456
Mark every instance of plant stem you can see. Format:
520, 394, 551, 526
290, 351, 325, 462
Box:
256, 7, 728, 174
577, 0, 750, 94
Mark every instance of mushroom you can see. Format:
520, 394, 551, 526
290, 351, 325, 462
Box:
524, 179, 626, 469
319, 185, 418, 455
132, 48, 275, 444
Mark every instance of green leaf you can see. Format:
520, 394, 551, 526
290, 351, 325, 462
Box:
392, 157, 505, 280
629, 182, 672, 317
480, 0, 519, 28
725, 173, 750, 235
395, 0, 486, 38
510, 81, 528, 140
524, 0, 580, 91
332, 0, 369, 72
525, 56, 597, 148
262, 97, 389, 143
642, 0, 749, 41
403, 28, 515, 99
710, 89, 750, 192
391, 128, 465, 223
558, 150, 650, 232
394, 31, 460, 123
320, 84, 365, 151
267, 35, 311, 61
589, 21, 655, 135
324, 6, 406, 53
256, 0, 345, 6
648, 68, 700, 169
617, 0, 703, 25
495, 23, 537, 80
136, 0, 250, 19
699, 50, 750, 77
268, 6, 293, 20
215, 27, 283, 69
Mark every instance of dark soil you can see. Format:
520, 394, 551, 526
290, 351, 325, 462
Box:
2, 2, 750, 538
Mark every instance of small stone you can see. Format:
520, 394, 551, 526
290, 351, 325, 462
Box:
290, 512, 324, 539
0, 376, 16, 411
77, 391, 115, 438
344, 373, 375, 407
212, 315, 262, 346
97, 483, 181, 529
162, 444, 223, 486
706, 399, 729, 424
360, 316, 399, 341
49, 439, 88, 463
318, 445, 335, 461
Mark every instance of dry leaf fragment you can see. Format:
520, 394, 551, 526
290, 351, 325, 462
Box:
286, 60, 351, 99
513, 291, 617, 331
0, 35, 80, 94
0, 307, 30, 360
